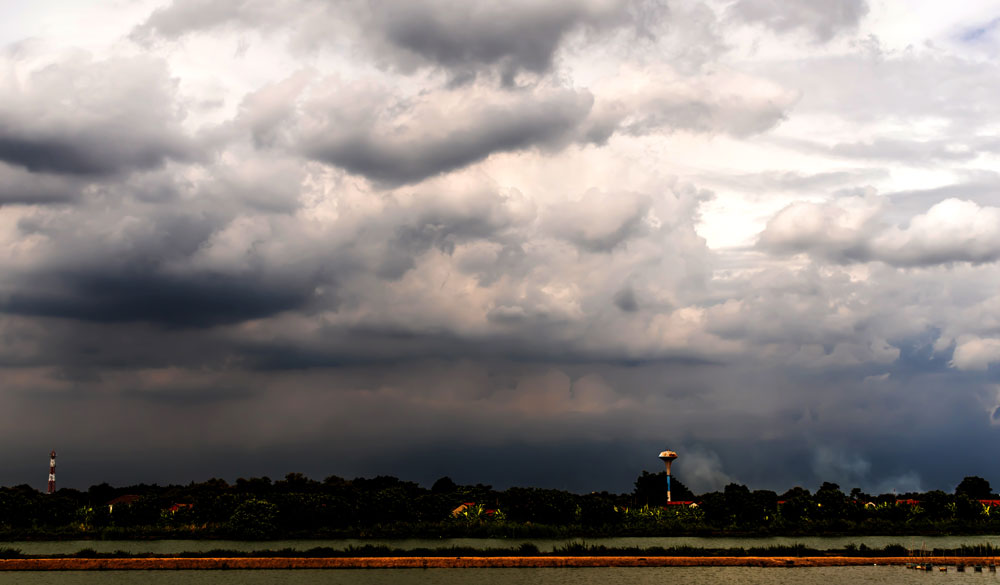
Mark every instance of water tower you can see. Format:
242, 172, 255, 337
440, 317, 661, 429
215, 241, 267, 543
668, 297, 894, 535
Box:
659, 450, 678, 502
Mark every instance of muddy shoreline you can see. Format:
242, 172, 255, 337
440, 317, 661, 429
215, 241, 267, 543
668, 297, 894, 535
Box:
1, 556, 996, 570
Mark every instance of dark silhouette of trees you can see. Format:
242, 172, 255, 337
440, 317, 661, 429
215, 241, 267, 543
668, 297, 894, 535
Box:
814, 482, 847, 522
431, 476, 458, 493
4, 470, 1000, 538
228, 498, 278, 538
632, 471, 695, 506
956, 476, 993, 500
778, 486, 813, 525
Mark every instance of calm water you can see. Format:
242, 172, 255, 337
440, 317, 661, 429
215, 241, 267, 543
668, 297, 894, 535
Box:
0, 567, 993, 585
2, 535, 999, 555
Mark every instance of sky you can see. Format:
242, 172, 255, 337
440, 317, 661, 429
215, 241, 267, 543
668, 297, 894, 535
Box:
2, 0, 1000, 495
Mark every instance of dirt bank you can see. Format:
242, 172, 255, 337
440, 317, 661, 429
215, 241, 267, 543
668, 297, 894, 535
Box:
1, 556, 997, 570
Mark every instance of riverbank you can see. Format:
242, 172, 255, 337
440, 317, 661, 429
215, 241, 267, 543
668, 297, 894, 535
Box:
1, 556, 997, 570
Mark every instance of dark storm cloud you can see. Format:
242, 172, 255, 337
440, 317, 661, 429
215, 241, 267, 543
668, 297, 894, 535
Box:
727, 0, 869, 42
2, 270, 318, 326
8, 356, 995, 493
0, 165, 336, 327
613, 286, 639, 312
135, 0, 647, 79
0, 55, 199, 177
364, 0, 631, 77
7, 0, 1000, 498
0, 163, 79, 204
376, 207, 516, 280
302, 88, 594, 185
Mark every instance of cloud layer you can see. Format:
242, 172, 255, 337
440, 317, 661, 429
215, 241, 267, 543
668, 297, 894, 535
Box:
0, 0, 999, 495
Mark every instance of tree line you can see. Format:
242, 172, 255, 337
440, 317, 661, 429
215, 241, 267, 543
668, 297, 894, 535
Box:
0, 472, 997, 539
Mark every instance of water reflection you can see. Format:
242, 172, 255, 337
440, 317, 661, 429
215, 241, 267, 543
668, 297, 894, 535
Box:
2, 535, 1000, 555
0, 567, 981, 585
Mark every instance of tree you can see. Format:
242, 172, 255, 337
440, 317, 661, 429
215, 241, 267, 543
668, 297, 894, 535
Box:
751, 490, 778, 526
956, 476, 993, 500
778, 487, 814, 525
578, 492, 620, 527
955, 493, 983, 523
723, 483, 753, 526
698, 491, 727, 527
919, 490, 953, 521
431, 476, 458, 494
502, 487, 578, 525
632, 471, 695, 507
228, 498, 279, 538
814, 482, 848, 522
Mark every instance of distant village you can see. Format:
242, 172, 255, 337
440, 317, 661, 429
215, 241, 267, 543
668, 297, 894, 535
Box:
2, 449, 997, 539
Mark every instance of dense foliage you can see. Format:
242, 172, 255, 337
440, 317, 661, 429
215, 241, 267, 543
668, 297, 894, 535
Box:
1, 473, 998, 539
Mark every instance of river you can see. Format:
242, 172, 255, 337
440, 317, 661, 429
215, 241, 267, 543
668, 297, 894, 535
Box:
2, 535, 999, 555
0, 567, 991, 585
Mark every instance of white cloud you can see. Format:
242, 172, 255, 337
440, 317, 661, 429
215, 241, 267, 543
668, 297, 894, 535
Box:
760, 197, 1000, 267
952, 337, 1000, 371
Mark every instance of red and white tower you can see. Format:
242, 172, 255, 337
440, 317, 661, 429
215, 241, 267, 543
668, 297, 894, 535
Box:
47, 450, 56, 494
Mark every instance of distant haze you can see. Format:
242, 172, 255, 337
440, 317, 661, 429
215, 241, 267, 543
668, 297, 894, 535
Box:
2, 0, 1000, 495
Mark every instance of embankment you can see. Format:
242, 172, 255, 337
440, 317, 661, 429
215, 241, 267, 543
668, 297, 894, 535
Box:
1, 556, 995, 570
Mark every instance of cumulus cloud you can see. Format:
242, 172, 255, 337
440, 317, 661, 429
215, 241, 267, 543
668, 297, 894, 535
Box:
545, 190, 652, 252
759, 197, 1000, 267
756, 192, 883, 262
360, 0, 632, 78
280, 66, 794, 183
873, 199, 1000, 265
0, 54, 198, 176
300, 83, 596, 185
613, 70, 796, 137
135, 0, 651, 80
3, 0, 1000, 494
952, 337, 1000, 371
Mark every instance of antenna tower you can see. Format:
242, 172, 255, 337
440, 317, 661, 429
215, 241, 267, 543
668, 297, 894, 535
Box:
47, 450, 56, 494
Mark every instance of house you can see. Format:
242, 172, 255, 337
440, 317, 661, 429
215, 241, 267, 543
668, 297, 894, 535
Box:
106, 494, 142, 513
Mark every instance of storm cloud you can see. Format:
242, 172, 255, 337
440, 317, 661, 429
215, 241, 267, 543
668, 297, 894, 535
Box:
0, 54, 198, 176
301, 85, 597, 184
135, 0, 651, 79
0, 0, 999, 496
